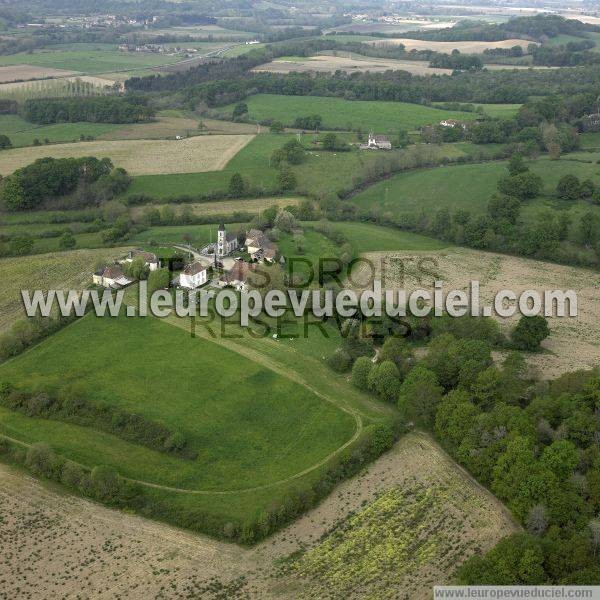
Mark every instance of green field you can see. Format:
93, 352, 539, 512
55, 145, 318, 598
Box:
124, 133, 493, 200
221, 43, 266, 57
0, 114, 120, 147
0, 48, 183, 74
219, 94, 479, 133
325, 222, 449, 252
351, 154, 600, 242
0, 312, 359, 521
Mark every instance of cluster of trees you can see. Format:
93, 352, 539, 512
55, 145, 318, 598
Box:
401, 14, 597, 44
270, 139, 305, 191
442, 364, 600, 584
426, 114, 579, 159
293, 114, 322, 130
556, 174, 599, 203
330, 311, 548, 406
531, 43, 600, 67
0, 157, 130, 211
21, 97, 155, 125
271, 139, 305, 166
0, 382, 194, 459
429, 51, 483, 71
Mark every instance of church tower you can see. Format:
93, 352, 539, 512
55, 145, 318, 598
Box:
217, 223, 226, 257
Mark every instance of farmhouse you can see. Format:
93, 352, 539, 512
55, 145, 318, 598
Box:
179, 261, 208, 289
360, 133, 392, 150
216, 223, 239, 257
93, 265, 134, 288
219, 260, 255, 291
245, 229, 278, 262
121, 249, 160, 271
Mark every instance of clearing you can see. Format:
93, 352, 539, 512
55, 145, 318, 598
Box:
254, 54, 453, 75
0, 432, 517, 598
350, 245, 600, 378
0, 135, 255, 176
366, 38, 536, 53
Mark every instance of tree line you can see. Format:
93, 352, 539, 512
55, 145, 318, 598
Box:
21, 97, 155, 125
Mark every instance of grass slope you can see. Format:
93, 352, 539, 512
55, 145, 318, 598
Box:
351, 154, 600, 242
0, 114, 120, 147
0, 313, 356, 518
219, 94, 478, 133
326, 222, 449, 252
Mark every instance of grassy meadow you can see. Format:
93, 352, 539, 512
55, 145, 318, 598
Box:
0, 312, 359, 520
0, 114, 121, 147
351, 154, 600, 242
0, 48, 183, 74
324, 222, 449, 252
219, 94, 479, 133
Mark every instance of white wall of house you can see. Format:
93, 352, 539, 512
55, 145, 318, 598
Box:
180, 269, 207, 289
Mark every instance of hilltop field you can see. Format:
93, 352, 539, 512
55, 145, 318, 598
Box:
218, 94, 480, 132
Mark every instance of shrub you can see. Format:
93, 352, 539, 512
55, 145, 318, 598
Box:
511, 315, 550, 351
351, 356, 373, 391
61, 460, 86, 488
368, 360, 401, 402
25, 442, 61, 477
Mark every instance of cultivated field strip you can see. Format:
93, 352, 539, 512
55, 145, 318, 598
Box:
0, 135, 255, 176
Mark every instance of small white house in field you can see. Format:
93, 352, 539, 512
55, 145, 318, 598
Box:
179, 261, 208, 289
439, 119, 467, 129
93, 265, 134, 288
360, 133, 392, 150
121, 249, 160, 271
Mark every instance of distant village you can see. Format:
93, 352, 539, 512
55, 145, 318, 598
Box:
93, 224, 279, 292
